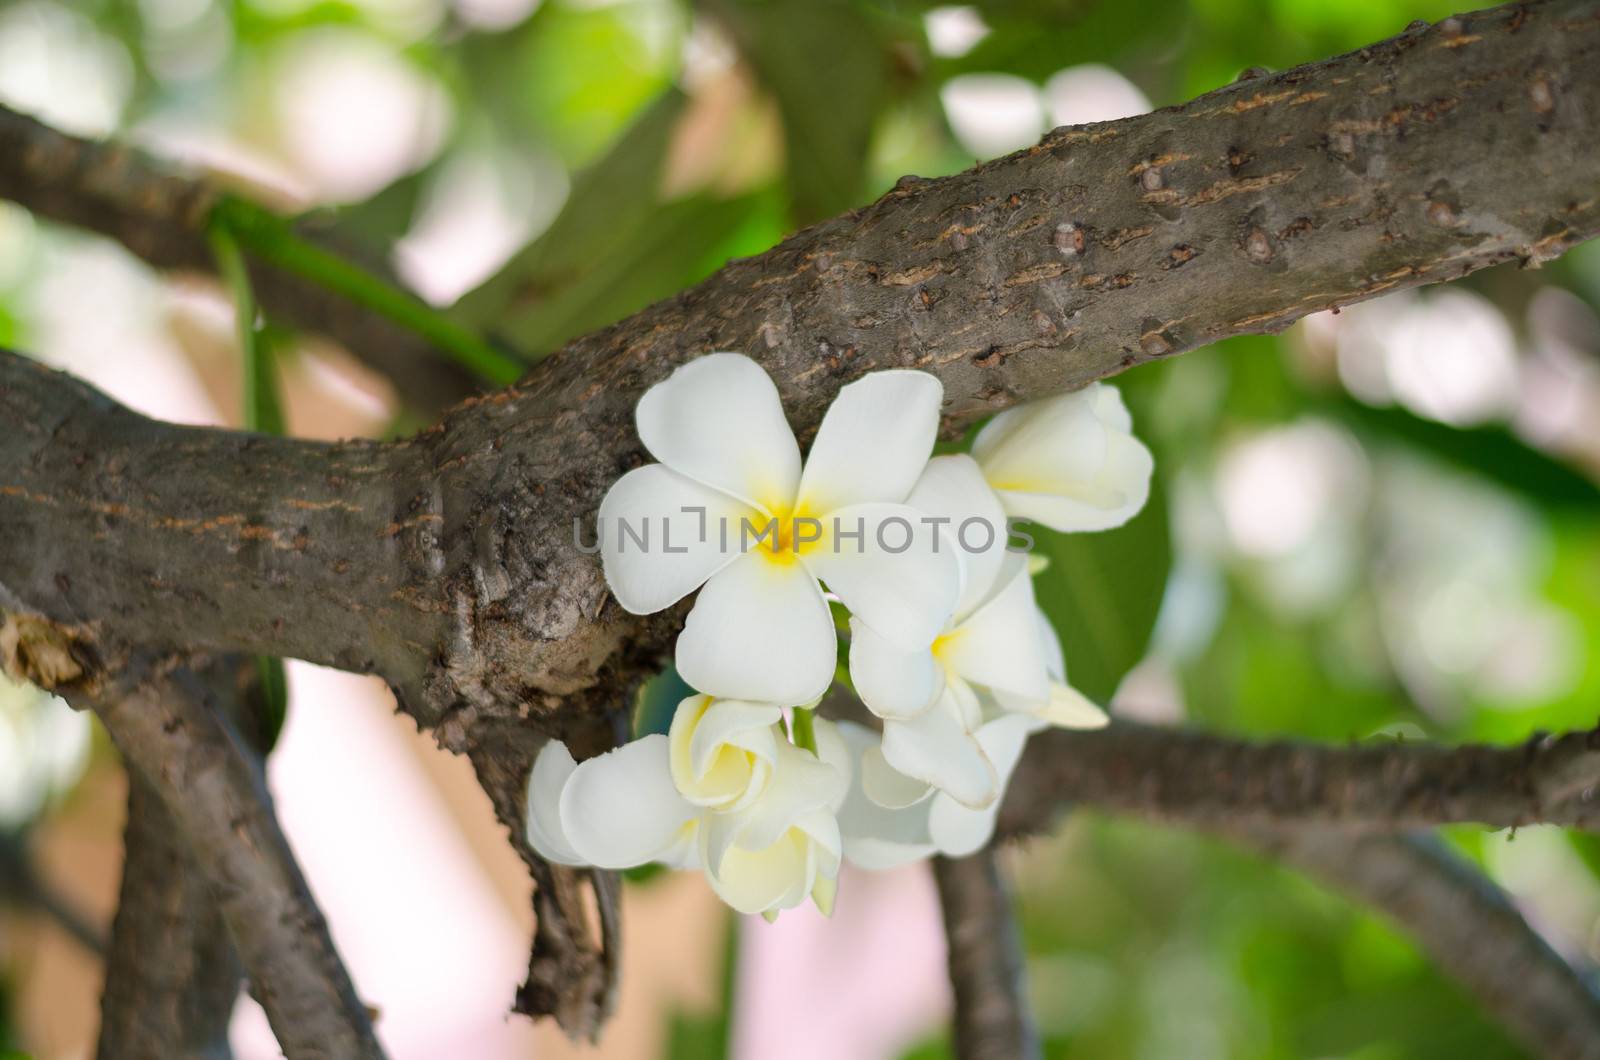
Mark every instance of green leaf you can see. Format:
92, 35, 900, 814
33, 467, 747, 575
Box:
718, 0, 890, 224
1326, 398, 1600, 514
256, 655, 290, 752
1030, 482, 1171, 702
634, 664, 695, 740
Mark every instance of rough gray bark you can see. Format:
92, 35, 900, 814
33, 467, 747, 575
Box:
83, 655, 383, 1060
97, 777, 242, 1060
1239, 829, 1600, 1060
1, 0, 1598, 1038
95, 654, 283, 1060
933, 849, 1041, 1060
0, 106, 479, 413
998, 720, 1600, 838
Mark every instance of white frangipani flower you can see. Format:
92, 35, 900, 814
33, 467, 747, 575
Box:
599, 353, 962, 706
972, 382, 1153, 533
525, 694, 852, 917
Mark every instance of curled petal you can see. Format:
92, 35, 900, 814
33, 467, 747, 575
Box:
635, 352, 801, 509
1039, 681, 1110, 730
676, 555, 836, 705
927, 713, 1036, 856
668, 695, 782, 809
558, 735, 697, 869
848, 617, 943, 721
811, 717, 856, 814
880, 691, 997, 809
796, 371, 943, 512
707, 739, 845, 862
524, 741, 585, 866
804, 502, 962, 651
906, 454, 1010, 618
598, 464, 753, 614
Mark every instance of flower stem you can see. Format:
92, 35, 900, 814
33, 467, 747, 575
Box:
208, 196, 524, 386
792, 707, 817, 755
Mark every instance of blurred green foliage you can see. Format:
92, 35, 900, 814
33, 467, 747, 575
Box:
3, 0, 1599, 1057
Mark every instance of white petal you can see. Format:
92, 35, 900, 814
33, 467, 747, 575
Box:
700, 823, 813, 915
848, 617, 943, 721
926, 713, 1035, 856
994, 426, 1153, 532
880, 691, 997, 809
1035, 605, 1066, 682
803, 502, 961, 651
974, 384, 1154, 533
598, 464, 753, 614
524, 741, 585, 866
972, 388, 1109, 495
1038, 681, 1110, 729
811, 717, 855, 813
558, 735, 697, 869
676, 555, 836, 704
635, 352, 802, 509
941, 559, 1050, 705
861, 745, 934, 809
906, 454, 1010, 619
833, 723, 936, 870
795, 371, 944, 512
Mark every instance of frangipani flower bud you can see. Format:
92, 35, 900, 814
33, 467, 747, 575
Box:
972, 382, 1153, 533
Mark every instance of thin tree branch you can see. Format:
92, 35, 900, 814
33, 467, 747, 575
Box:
97, 653, 274, 1060
0, 105, 478, 413
1236, 827, 1600, 1060
998, 720, 1600, 839
933, 848, 1041, 1060
0, 829, 106, 956
82, 654, 384, 1060
97, 775, 242, 1059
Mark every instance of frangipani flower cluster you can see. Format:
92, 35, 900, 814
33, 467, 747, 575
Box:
527, 353, 1152, 917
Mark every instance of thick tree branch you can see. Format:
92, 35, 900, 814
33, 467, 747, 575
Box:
0, 105, 478, 412
1238, 828, 1600, 1060
4, 1, 1597, 741
0, 353, 446, 712
998, 720, 1600, 838
80, 655, 383, 1059
933, 848, 1041, 1060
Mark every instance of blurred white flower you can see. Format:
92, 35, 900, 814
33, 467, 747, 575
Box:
525, 696, 851, 917
924, 7, 989, 58
940, 73, 1045, 158
1042, 63, 1150, 127
973, 382, 1153, 532
599, 353, 961, 706
272, 29, 452, 203
0, 673, 91, 828
0, 2, 132, 137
